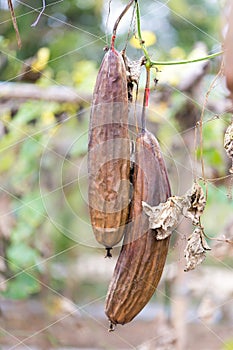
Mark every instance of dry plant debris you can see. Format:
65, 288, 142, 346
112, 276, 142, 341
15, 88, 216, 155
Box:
142, 198, 183, 240
184, 227, 211, 272
224, 120, 233, 174
123, 55, 144, 85
143, 182, 210, 271
142, 182, 206, 235
122, 53, 144, 102
184, 182, 206, 225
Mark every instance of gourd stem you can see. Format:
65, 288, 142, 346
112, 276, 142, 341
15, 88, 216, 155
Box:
112, 0, 135, 37
141, 67, 150, 133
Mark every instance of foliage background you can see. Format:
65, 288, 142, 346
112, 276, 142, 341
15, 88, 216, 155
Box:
0, 0, 232, 349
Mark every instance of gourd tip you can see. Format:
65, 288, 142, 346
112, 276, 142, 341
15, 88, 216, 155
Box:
105, 248, 113, 258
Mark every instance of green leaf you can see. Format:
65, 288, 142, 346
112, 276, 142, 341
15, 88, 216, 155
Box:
10, 101, 43, 127
7, 243, 40, 271
0, 149, 15, 172
69, 132, 88, 157
3, 273, 40, 299
202, 186, 233, 237
14, 191, 45, 228
11, 222, 34, 243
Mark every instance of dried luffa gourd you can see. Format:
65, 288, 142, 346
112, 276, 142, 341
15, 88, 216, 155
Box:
88, 48, 130, 255
105, 130, 171, 326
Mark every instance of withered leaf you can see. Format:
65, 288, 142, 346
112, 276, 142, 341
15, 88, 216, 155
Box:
224, 121, 233, 173
143, 182, 206, 240
184, 227, 211, 272
183, 182, 206, 225
142, 197, 183, 240
122, 54, 144, 85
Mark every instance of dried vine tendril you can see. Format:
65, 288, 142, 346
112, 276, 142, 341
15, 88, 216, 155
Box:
31, 0, 46, 27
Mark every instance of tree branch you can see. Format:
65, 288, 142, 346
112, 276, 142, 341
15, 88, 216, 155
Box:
0, 82, 91, 104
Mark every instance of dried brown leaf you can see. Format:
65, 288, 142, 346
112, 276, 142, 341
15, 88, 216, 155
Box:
224, 121, 233, 173
183, 182, 206, 225
125, 56, 144, 84
122, 53, 144, 102
143, 182, 206, 240
184, 227, 211, 272
142, 197, 183, 239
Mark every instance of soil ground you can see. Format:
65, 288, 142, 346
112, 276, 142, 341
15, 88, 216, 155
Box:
0, 299, 232, 350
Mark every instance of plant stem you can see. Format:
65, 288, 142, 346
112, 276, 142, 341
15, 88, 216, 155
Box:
150, 51, 223, 66
135, 1, 222, 67
7, 0, 21, 48
113, 0, 135, 36
135, 1, 151, 65
111, 0, 135, 51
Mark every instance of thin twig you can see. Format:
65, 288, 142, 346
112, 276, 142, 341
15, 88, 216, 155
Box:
204, 231, 233, 246
105, 0, 113, 45
204, 174, 232, 182
227, 174, 233, 200
193, 124, 198, 182
0, 81, 91, 103
112, 0, 135, 36
31, 0, 46, 27
7, 0, 22, 48
123, 1, 137, 51
198, 61, 224, 186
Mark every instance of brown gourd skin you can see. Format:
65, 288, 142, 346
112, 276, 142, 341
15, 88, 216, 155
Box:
88, 49, 130, 249
105, 130, 171, 325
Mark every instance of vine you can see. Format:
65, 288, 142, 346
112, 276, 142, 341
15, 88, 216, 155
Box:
135, 0, 223, 68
